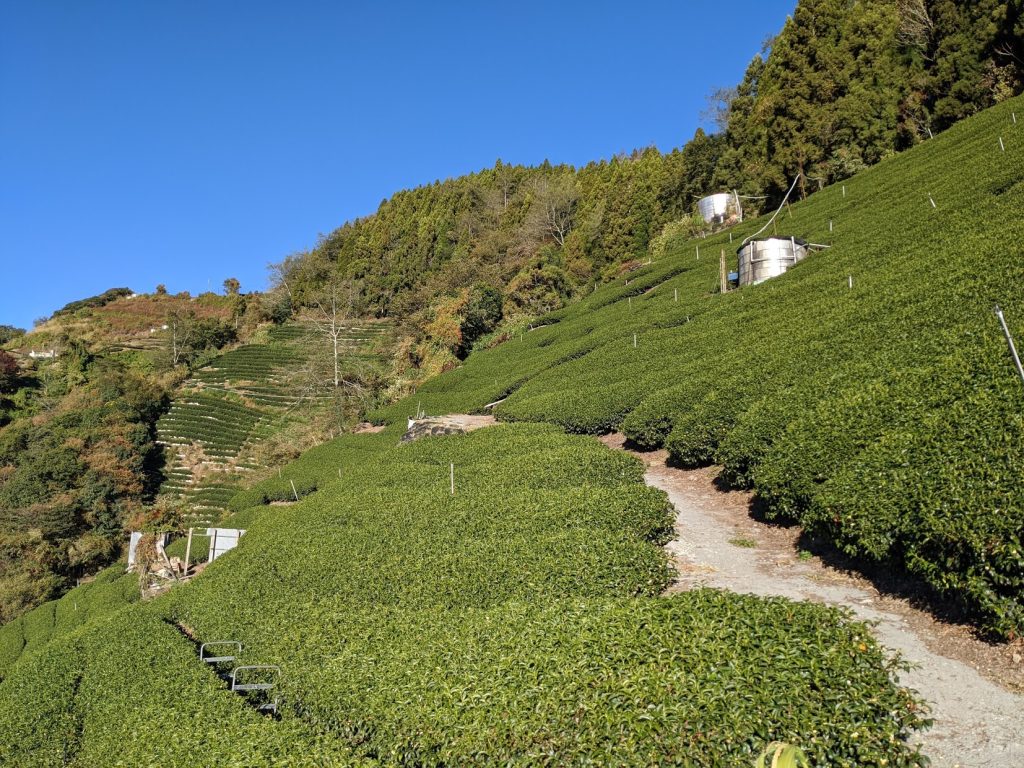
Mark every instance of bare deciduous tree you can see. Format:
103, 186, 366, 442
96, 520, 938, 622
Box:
897, 0, 935, 60
309, 278, 364, 389
523, 175, 580, 248
702, 87, 738, 133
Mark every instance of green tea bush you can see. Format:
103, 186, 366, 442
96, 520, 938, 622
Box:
0, 566, 138, 679
281, 594, 927, 767
0, 609, 374, 767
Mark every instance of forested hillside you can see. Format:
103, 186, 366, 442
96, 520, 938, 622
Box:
275, 0, 1022, 375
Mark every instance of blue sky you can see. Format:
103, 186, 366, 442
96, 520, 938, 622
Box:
0, 1, 795, 329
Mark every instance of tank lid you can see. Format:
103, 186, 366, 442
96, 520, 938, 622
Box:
737, 236, 809, 255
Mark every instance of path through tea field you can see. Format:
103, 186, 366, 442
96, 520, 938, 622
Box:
599, 434, 1024, 768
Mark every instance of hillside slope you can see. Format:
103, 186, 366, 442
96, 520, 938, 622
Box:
0, 95, 1020, 767
370, 94, 1024, 637
0, 425, 927, 766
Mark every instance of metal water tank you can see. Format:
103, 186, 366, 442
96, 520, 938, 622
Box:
736, 237, 809, 286
697, 192, 739, 224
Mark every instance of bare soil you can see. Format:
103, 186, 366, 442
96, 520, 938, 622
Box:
598, 434, 1024, 768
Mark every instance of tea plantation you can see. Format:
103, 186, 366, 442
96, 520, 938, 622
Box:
1, 95, 1021, 765
157, 319, 391, 527
0, 425, 928, 765
369, 95, 1024, 638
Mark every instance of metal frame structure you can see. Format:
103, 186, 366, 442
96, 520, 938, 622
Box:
200, 640, 242, 664
230, 665, 281, 714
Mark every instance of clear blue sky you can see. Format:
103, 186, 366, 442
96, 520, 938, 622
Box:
0, 1, 795, 329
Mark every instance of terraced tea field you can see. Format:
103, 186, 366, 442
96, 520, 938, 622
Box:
157, 319, 391, 526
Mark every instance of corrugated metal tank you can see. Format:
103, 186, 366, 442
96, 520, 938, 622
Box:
697, 193, 737, 224
737, 237, 809, 286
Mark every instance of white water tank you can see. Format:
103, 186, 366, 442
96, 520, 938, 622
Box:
697, 192, 740, 225
736, 237, 809, 286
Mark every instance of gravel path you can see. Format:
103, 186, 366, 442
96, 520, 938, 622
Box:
599, 436, 1024, 768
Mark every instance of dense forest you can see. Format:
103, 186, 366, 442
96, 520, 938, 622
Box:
276, 0, 1022, 374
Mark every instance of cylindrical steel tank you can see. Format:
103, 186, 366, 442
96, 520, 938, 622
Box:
736, 237, 809, 286
697, 193, 736, 224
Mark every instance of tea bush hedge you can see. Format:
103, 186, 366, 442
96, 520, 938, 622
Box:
0, 609, 374, 767
0, 423, 927, 764
0, 566, 138, 679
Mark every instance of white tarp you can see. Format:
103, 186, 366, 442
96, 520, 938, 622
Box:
127, 532, 143, 567
206, 528, 246, 562
127, 531, 169, 567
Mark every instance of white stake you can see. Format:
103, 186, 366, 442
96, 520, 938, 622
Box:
278, 467, 282, 478
338, 467, 343, 479
674, 288, 678, 302
633, 333, 637, 348
829, 220, 833, 232
999, 137, 1005, 152
450, 463, 455, 495
729, 232, 733, 243
842, 185, 846, 198
628, 296, 632, 308
995, 305, 1024, 386
290, 480, 299, 501
1013, 112, 1017, 125
928, 194, 936, 208
696, 245, 700, 260
848, 275, 853, 289
183, 528, 193, 577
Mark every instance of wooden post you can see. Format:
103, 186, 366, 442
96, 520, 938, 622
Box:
449, 463, 455, 495
719, 249, 728, 294
183, 527, 194, 577
290, 479, 299, 501
210, 528, 218, 563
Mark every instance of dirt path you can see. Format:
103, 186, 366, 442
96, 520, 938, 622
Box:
599, 435, 1024, 768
